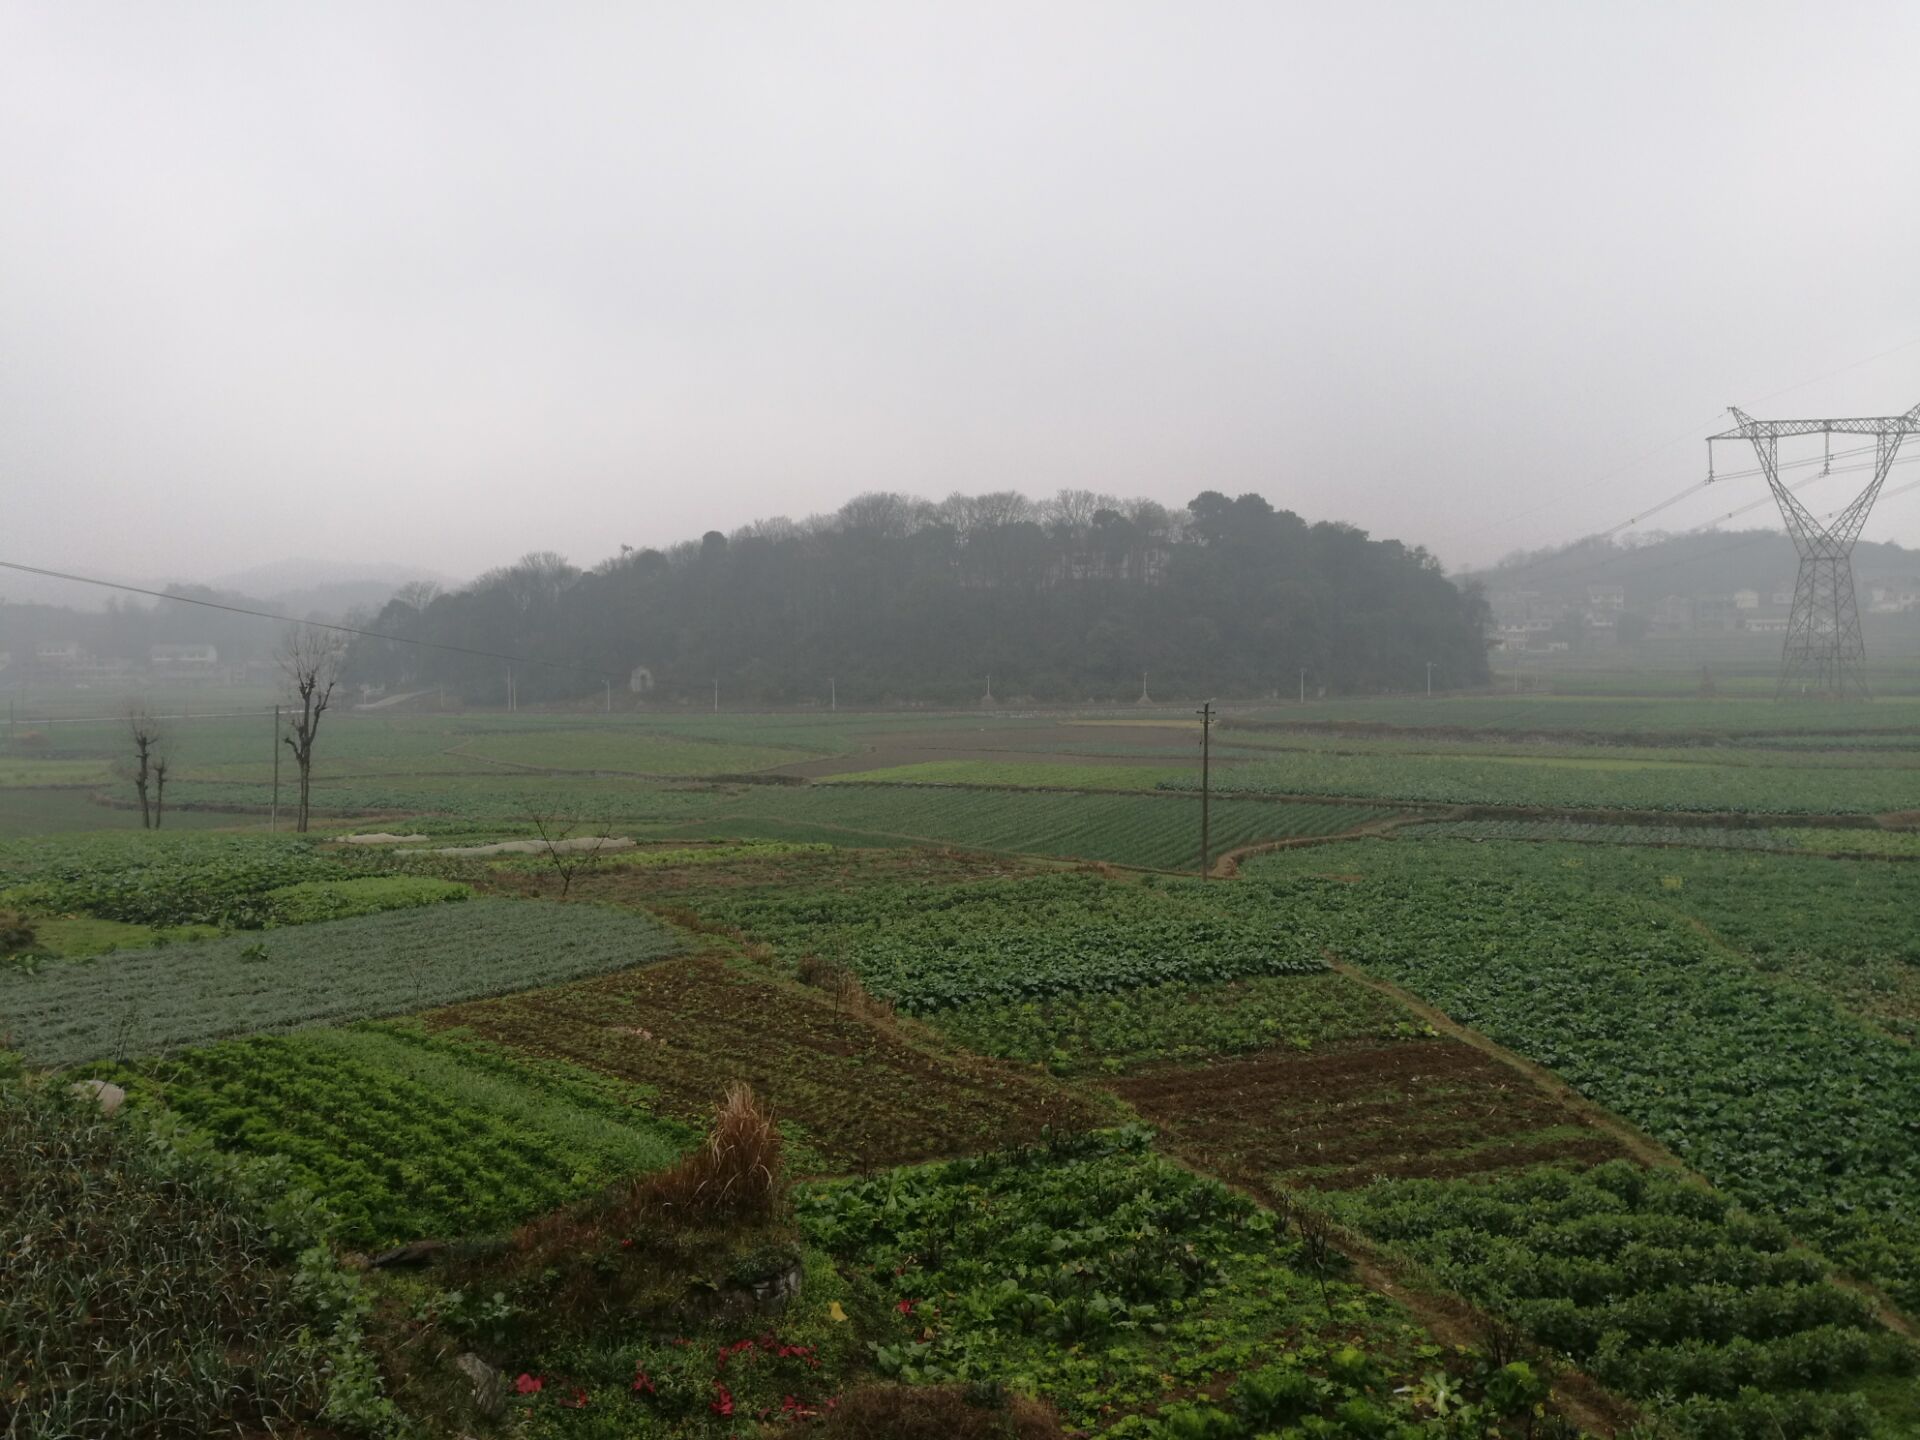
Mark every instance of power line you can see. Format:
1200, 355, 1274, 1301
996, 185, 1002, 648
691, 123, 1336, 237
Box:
1441, 335, 1920, 557
0, 558, 622, 682
1497, 466, 1920, 594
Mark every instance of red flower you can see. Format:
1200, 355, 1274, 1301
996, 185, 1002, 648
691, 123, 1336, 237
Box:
557, 1388, 590, 1409
631, 1370, 657, 1397
620, 1237, 634, 1249
514, 1373, 543, 1395
710, 1382, 735, 1417
895, 1298, 917, 1315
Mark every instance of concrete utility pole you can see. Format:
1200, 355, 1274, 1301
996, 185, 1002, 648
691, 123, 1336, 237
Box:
1196, 700, 1214, 879
1426, 661, 1435, 697
712, 677, 719, 713
1708, 402, 1920, 698
829, 677, 836, 712
605, 679, 611, 713
1299, 668, 1307, 705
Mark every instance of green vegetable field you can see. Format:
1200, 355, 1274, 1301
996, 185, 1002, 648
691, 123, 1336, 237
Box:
0, 899, 683, 1064
6, 692, 1920, 1437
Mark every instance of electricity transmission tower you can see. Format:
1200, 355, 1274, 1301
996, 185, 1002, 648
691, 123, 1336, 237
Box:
1708, 402, 1920, 699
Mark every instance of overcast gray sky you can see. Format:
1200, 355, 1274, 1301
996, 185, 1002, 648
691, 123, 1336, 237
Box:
5, 0, 1920, 595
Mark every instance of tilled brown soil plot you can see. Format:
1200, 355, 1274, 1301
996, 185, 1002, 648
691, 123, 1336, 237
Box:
428, 953, 1103, 1174
1111, 1035, 1630, 1194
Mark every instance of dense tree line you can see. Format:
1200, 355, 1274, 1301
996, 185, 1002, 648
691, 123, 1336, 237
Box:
343, 490, 1492, 705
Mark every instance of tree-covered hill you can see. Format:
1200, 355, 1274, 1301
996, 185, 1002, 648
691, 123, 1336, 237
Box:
344, 490, 1492, 705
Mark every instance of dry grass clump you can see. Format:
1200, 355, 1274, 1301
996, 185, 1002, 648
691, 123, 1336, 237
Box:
821, 1384, 1066, 1439
639, 1081, 785, 1223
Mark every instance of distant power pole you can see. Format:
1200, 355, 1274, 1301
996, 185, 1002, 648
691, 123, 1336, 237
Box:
829, 677, 836, 712
1196, 700, 1214, 879
712, 677, 719, 713
269, 705, 280, 833
1299, 668, 1307, 705
1708, 402, 1920, 698
1426, 661, 1435, 697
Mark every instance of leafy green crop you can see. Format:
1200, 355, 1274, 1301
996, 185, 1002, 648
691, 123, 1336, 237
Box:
0, 898, 684, 1064
1166, 748, 1920, 815
702, 871, 1327, 1012
798, 1131, 1456, 1433
256, 873, 470, 925
93, 1022, 691, 1247
1323, 1162, 1913, 1438
0, 832, 344, 927
1246, 840, 1920, 1315
930, 971, 1413, 1074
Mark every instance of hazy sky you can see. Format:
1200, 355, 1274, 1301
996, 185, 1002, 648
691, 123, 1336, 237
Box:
6, 1, 1920, 597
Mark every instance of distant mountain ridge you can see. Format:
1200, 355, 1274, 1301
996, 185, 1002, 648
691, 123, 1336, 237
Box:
1467, 529, 1920, 606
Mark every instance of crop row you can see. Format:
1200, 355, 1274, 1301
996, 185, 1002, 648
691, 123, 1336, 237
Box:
1403, 819, 1920, 856
1224, 694, 1920, 737
928, 971, 1415, 1075
1245, 840, 1920, 1315
91, 1022, 690, 1247
0, 897, 683, 1064
698, 871, 1328, 1011
1323, 1162, 1912, 1438
1161, 748, 1920, 814
717, 784, 1393, 868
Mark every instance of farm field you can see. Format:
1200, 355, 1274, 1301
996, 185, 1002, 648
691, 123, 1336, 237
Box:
928, 971, 1418, 1075
692, 870, 1330, 1011
1111, 1034, 1635, 1195
6, 691, 1920, 1437
1321, 1163, 1920, 1439
1403, 817, 1920, 855
84, 1021, 693, 1247
426, 952, 1105, 1174
1246, 839, 1920, 1318
1164, 746, 1920, 813
0, 898, 684, 1064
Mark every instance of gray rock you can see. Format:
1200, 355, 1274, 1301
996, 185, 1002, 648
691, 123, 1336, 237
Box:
371, 1238, 449, 1268
70, 1079, 125, 1117
749, 1258, 805, 1308
454, 1352, 509, 1420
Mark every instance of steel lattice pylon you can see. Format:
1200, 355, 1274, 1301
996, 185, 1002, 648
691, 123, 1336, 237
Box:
1708, 403, 1920, 699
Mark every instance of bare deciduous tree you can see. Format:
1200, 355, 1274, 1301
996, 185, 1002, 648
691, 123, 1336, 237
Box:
279, 626, 342, 833
152, 751, 170, 829
520, 799, 615, 898
126, 708, 165, 829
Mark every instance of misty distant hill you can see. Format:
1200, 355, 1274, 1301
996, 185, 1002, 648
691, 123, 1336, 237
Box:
205, 559, 459, 615
343, 489, 1493, 705
1467, 529, 1920, 608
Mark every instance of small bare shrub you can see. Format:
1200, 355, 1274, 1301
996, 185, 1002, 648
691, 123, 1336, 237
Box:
796, 956, 895, 1022
0, 910, 37, 957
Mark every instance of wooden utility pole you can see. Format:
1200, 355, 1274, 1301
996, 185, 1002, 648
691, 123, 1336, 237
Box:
1197, 700, 1214, 878
270, 705, 281, 832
